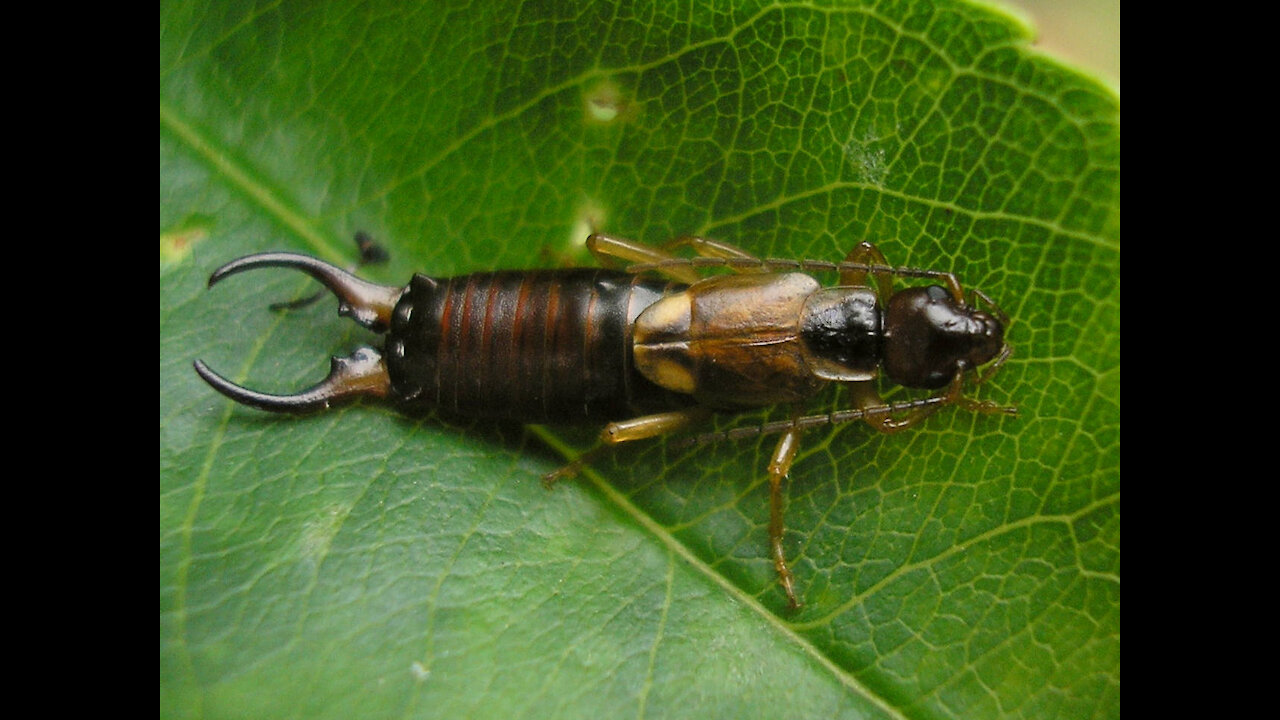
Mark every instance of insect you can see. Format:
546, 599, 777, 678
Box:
194, 233, 1015, 608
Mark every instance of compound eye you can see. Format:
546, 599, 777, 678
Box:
925, 285, 950, 302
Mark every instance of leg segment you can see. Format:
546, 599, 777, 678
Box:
599, 407, 714, 444
846, 372, 1015, 435
541, 408, 713, 487
847, 380, 947, 434
587, 233, 769, 281
662, 235, 766, 271
840, 241, 894, 301
586, 233, 702, 283
840, 241, 965, 302
601, 404, 811, 610
766, 416, 805, 609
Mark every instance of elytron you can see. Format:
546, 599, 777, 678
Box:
195, 233, 1015, 608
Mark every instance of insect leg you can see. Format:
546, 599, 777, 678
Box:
540, 408, 714, 488
839, 241, 894, 301
845, 379, 953, 434
586, 233, 701, 283
846, 371, 1015, 434
661, 236, 767, 272
600, 407, 714, 444
840, 242, 965, 302
766, 414, 804, 609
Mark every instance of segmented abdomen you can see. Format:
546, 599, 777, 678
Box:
385, 268, 689, 422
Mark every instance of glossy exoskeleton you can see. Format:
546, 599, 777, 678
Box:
194, 233, 1015, 609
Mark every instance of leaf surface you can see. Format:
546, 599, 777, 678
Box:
160, 2, 1119, 718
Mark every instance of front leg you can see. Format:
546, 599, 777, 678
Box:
847, 380, 947, 434
841, 241, 965, 302
846, 373, 1015, 434
839, 240, 894, 301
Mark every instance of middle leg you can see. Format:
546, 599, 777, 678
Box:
587, 233, 770, 282
586, 233, 702, 283
765, 407, 805, 609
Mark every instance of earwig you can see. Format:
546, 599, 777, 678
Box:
194, 233, 1015, 609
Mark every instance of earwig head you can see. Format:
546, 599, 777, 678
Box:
883, 285, 1006, 389
194, 253, 402, 413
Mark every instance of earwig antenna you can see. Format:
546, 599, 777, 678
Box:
672, 396, 947, 447
969, 287, 1010, 324
626, 256, 961, 283
626, 256, 970, 305
972, 344, 1013, 387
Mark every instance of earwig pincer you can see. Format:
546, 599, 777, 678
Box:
195, 233, 1015, 609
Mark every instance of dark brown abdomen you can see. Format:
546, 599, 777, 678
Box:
384, 268, 690, 422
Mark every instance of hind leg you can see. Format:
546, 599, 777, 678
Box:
661, 235, 766, 272
541, 407, 714, 487
586, 233, 702, 283
587, 233, 769, 281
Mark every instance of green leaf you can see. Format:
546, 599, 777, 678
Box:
161, 1, 1119, 719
